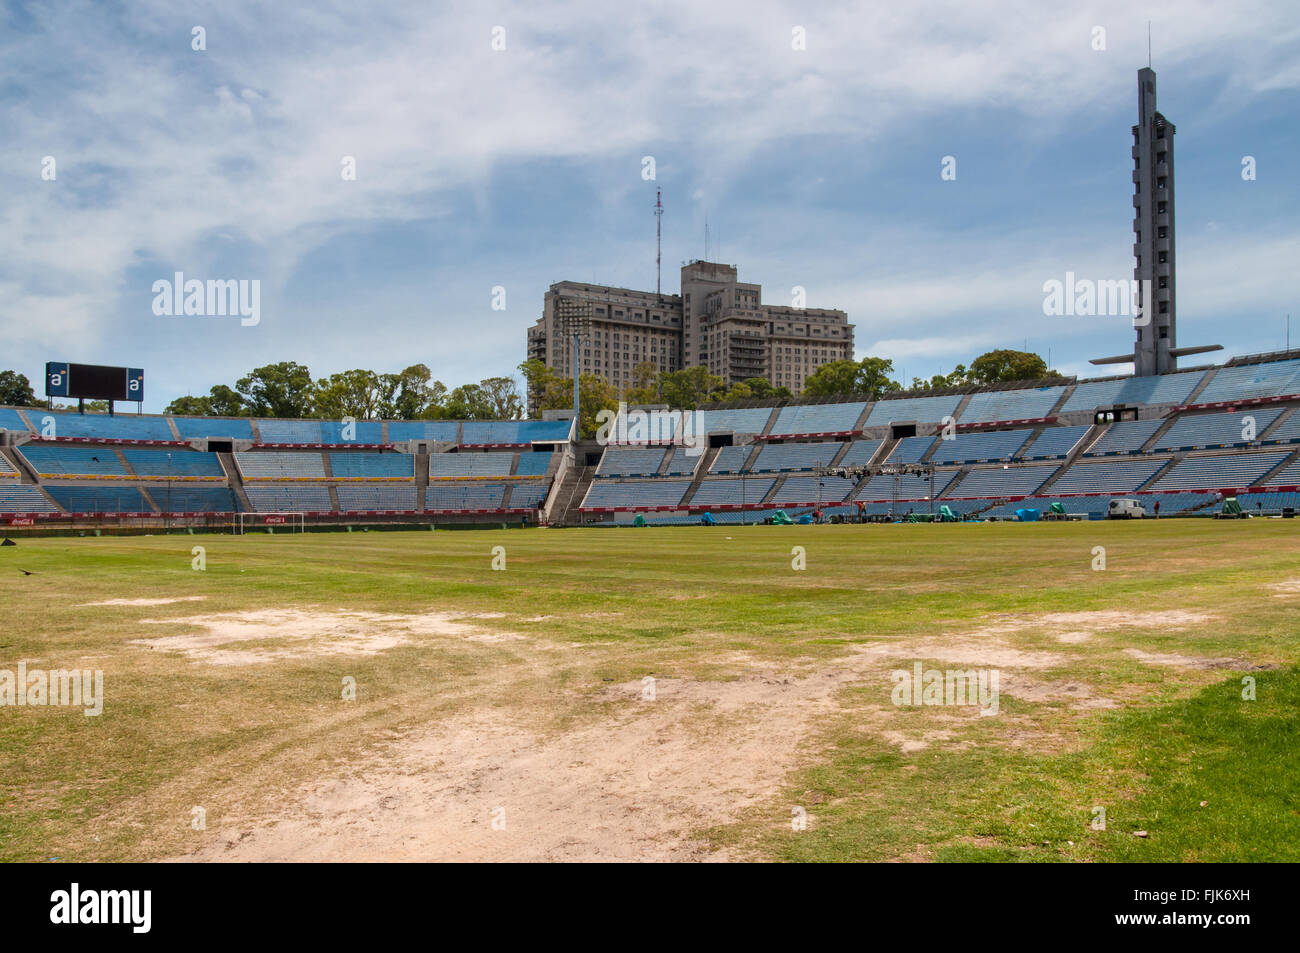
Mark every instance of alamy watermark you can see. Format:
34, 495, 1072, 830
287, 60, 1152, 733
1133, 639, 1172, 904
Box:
891, 662, 999, 716
594, 402, 706, 456
1, 663, 103, 716
1043, 272, 1151, 326
152, 272, 260, 326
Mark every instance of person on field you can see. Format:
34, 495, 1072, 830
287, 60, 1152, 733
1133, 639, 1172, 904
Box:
855, 500, 866, 523
1154, 500, 1160, 519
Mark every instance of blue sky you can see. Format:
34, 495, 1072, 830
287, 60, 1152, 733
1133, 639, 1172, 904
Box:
2, 0, 1298, 410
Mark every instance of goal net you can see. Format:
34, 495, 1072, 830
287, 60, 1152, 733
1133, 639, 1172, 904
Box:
237, 512, 306, 534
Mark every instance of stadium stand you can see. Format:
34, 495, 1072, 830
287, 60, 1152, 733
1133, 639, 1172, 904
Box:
33, 412, 175, 442
1152, 451, 1292, 491
461, 420, 571, 445
0, 408, 31, 431
856, 471, 956, 501
44, 486, 151, 513
235, 451, 327, 480
244, 484, 333, 512
1153, 408, 1284, 451
0, 485, 58, 513
1049, 457, 1166, 494
328, 452, 414, 479
839, 439, 883, 466
1261, 457, 1300, 487
662, 448, 703, 476
709, 445, 753, 474
508, 482, 551, 509
960, 386, 1065, 423
864, 393, 962, 426
1194, 359, 1300, 404
888, 436, 936, 464
1020, 425, 1091, 459
424, 482, 509, 510
387, 420, 460, 443
429, 453, 513, 478
515, 452, 556, 477
928, 429, 1033, 465
19, 445, 129, 477
1084, 418, 1164, 456
768, 402, 865, 436
948, 465, 1058, 498
153, 487, 241, 512
172, 416, 254, 440
690, 479, 777, 506
771, 476, 857, 504
582, 480, 691, 509
1061, 371, 1204, 412
751, 441, 840, 473
0, 454, 16, 475
121, 448, 225, 477
596, 447, 668, 478
335, 484, 418, 511
695, 407, 773, 434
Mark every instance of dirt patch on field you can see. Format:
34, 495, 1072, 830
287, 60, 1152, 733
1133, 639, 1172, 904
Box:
82, 596, 207, 607
1268, 579, 1300, 596
1124, 648, 1252, 670
132, 608, 504, 666
176, 667, 891, 862
969, 609, 1216, 639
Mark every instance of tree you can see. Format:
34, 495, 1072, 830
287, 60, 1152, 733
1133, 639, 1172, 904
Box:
236, 361, 315, 418
803, 357, 901, 400
478, 376, 524, 420
208, 384, 247, 417
912, 364, 970, 391
622, 362, 661, 406
967, 350, 1049, 385
657, 366, 725, 409
165, 395, 213, 416
0, 371, 37, 406
314, 369, 383, 420
377, 364, 439, 420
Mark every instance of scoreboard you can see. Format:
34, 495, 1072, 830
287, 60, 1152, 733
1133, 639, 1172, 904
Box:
46, 363, 144, 402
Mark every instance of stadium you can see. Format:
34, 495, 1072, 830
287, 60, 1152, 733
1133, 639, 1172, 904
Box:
2, 5, 1298, 898
3, 351, 1300, 530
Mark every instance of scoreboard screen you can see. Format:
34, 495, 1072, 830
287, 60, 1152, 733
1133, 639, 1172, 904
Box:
45, 363, 145, 402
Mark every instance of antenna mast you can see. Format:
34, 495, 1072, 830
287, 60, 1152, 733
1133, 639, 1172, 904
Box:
654, 190, 663, 296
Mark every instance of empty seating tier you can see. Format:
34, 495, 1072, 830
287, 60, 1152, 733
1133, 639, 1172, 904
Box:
928, 429, 1033, 465
1153, 408, 1284, 451
1152, 452, 1291, 491
960, 386, 1065, 423
1049, 458, 1166, 494
864, 394, 962, 426
0, 485, 57, 513
428, 454, 513, 478
1020, 425, 1090, 459
596, 448, 669, 478
235, 452, 327, 480
1195, 359, 1300, 404
121, 448, 225, 477
45, 486, 151, 513
947, 465, 1058, 498
751, 442, 841, 473
1085, 418, 1163, 455
1061, 371, 1204, 412
19, 445, 128, 477
328, 453, 414, 479
582, 480, 691, 509
768, 402, 865, 436
690, 479, 776, 506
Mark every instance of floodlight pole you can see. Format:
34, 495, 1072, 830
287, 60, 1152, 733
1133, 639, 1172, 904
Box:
555, 298, 593, 432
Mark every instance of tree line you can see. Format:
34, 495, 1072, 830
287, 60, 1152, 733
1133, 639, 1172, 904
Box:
1, 348, 1060, 438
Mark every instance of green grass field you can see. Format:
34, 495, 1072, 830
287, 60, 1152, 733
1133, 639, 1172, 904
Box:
1, 520, 1298, 862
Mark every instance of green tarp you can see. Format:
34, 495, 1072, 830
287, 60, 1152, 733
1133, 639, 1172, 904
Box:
633, 514, 647, 527
1049, 502, 1066, 515
1221, 497, 1243, 517
772, 510, 794, 525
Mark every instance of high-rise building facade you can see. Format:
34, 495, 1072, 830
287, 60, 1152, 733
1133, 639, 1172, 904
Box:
526, 261, 855, 404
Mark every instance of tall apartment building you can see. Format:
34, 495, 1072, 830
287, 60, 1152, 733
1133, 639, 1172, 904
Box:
526, 261, 855, 402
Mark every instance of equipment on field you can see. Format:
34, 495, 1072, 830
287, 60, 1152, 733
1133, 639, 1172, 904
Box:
772, 510, 794, 525
633, 514, 647, 527
938, 505, 959, 522
1016, 508, 1040, 522
1219, 497, 1244, 519
698, 512, 714, 526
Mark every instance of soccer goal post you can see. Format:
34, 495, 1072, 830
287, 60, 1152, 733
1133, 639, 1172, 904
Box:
236, 512, 307, 534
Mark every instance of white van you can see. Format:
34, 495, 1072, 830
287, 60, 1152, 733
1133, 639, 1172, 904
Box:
1107, 499, 1146, 520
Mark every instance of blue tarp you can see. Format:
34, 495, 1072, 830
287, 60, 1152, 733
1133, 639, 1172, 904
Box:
1015, 507, 1040, 522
